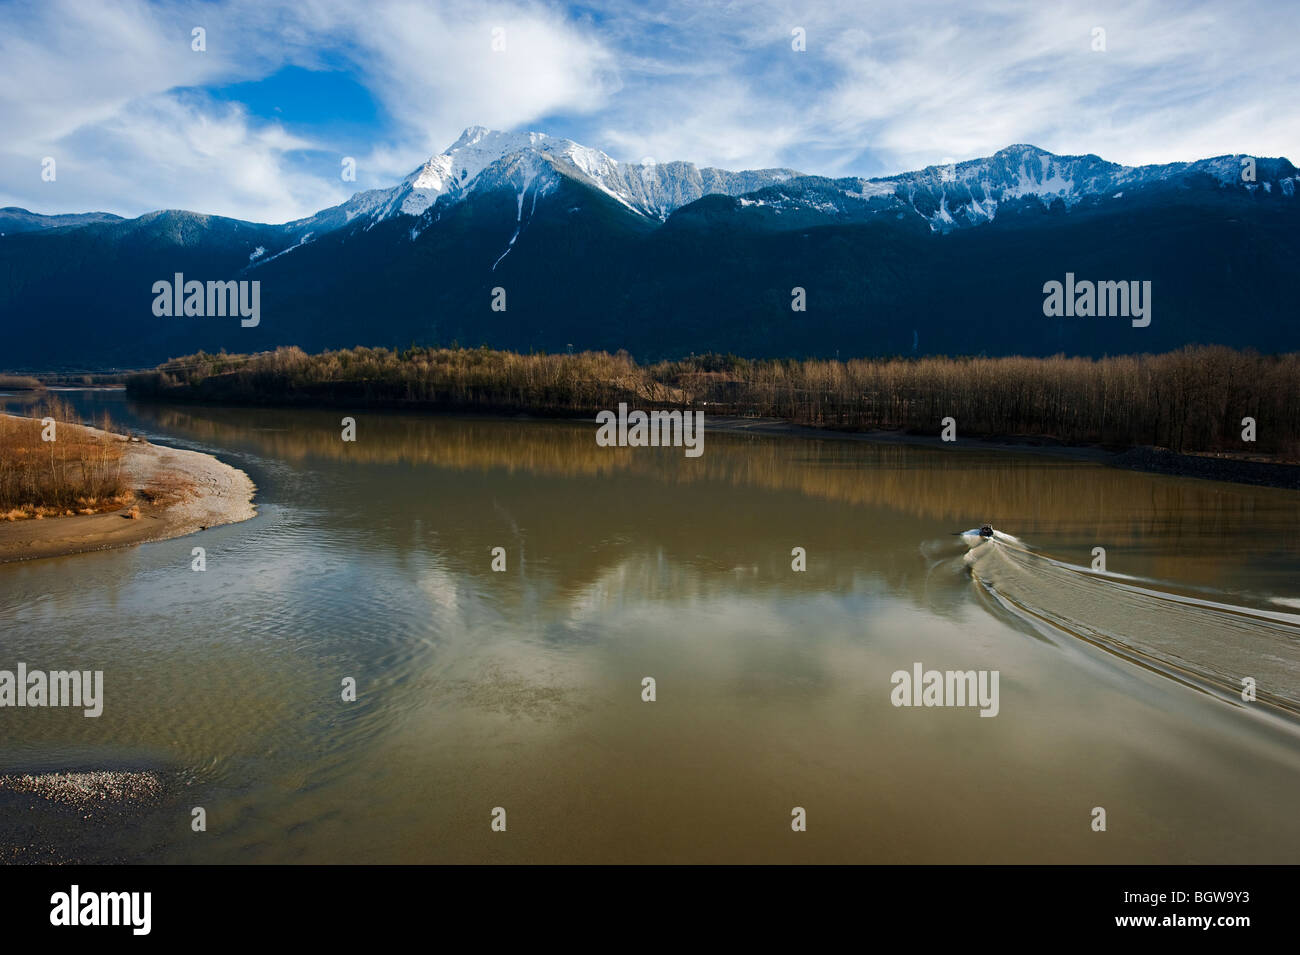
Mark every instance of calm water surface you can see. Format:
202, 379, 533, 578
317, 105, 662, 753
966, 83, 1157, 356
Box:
2, 390, 1299, 863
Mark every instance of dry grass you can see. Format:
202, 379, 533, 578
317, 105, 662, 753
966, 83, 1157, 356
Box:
0, 398, 129, 519
0, 374, 44, 391
128, 344, 1300, 455
138, 470, 193, 508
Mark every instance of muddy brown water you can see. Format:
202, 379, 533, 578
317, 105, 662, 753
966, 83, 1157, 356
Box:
2, 390, 1298, 863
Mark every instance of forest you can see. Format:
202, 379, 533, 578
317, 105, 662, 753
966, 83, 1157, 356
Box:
125, 344, 1300, 456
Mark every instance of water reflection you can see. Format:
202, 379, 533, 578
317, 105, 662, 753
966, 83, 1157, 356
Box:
0, 392, 1297, 864
130, 400, 1300, 592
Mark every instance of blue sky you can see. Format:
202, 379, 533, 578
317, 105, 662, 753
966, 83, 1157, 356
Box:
1, 0, 1296, 222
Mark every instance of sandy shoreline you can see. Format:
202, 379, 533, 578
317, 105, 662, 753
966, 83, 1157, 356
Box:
0, 415, 256, 564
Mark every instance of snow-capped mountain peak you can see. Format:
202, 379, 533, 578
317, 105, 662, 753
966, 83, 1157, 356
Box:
731, 143, 1298, 233
279, 129, 1297, 253
283, 126, 804, 243
399, 128, 557, 215
390, 126, 802, 221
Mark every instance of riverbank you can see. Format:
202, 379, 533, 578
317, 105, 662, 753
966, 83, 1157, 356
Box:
701, 416, 1300, 489
46, 346, 1300, 490
1109, 445, 1300, 489
703, 415, 1111, 458
124, 344, 1300, 461
0, 415, 256, 563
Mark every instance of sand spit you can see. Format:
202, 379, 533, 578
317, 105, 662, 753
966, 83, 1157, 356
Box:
0, 414, 256, 563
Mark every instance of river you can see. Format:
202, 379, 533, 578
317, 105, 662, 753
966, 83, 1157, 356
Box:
2, 389, 1298, 863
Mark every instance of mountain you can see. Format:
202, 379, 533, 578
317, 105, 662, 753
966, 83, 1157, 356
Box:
658, 144, 1299, 234
1, 128, 1297, 369
282, 126, 802, 238
0, 207, 123, 236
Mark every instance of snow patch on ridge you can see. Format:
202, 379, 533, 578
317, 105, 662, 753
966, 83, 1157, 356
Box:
276, 132, 1300, 252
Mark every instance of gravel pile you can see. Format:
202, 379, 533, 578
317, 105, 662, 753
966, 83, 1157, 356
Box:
0, 770, 166, 810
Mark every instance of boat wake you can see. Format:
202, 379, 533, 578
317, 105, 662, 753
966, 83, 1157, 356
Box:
963, 533, 1300, 714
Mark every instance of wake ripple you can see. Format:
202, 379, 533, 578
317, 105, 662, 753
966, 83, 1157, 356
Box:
965, 536, 1300, 713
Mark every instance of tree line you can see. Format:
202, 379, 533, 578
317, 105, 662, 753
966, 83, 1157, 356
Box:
125, 344, 1300, 456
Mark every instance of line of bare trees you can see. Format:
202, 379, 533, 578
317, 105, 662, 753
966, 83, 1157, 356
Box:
0, 397, 126, 516
126, 345, 1300, 455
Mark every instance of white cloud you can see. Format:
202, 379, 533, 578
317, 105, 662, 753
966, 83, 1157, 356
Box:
0, 0, 232, 151
0, 0, 617, 220
84, 96, 339, 224
584, 0, 1300, 175
0, 0, 1296, 221
339, 1, 616, 159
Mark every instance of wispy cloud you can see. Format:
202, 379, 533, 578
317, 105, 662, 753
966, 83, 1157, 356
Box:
0, 0, 617, 220
575, 0, 1300, 176
1, 0, 1296, 221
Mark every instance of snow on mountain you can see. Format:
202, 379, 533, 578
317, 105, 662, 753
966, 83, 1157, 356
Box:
715, 144, 1299, 233
281, 126, 802, 250
282, 187, 402, 237
276, 130, 1298, 254
396, 127, 549, 215
396, 126, 803, 222
0, 207, 124, 235
824, 145, 1298, 232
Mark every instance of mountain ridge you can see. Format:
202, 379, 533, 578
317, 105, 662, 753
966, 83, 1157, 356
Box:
12, 127, 1294, 241
1, 127, 1297, 369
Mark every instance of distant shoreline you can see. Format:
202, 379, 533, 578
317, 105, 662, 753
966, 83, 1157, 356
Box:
0, 415, 257, 564
698, 416, 1300, 489
111, 388, 1300, 490
25, 369, 1300, 493
120, 344, 1300, 485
